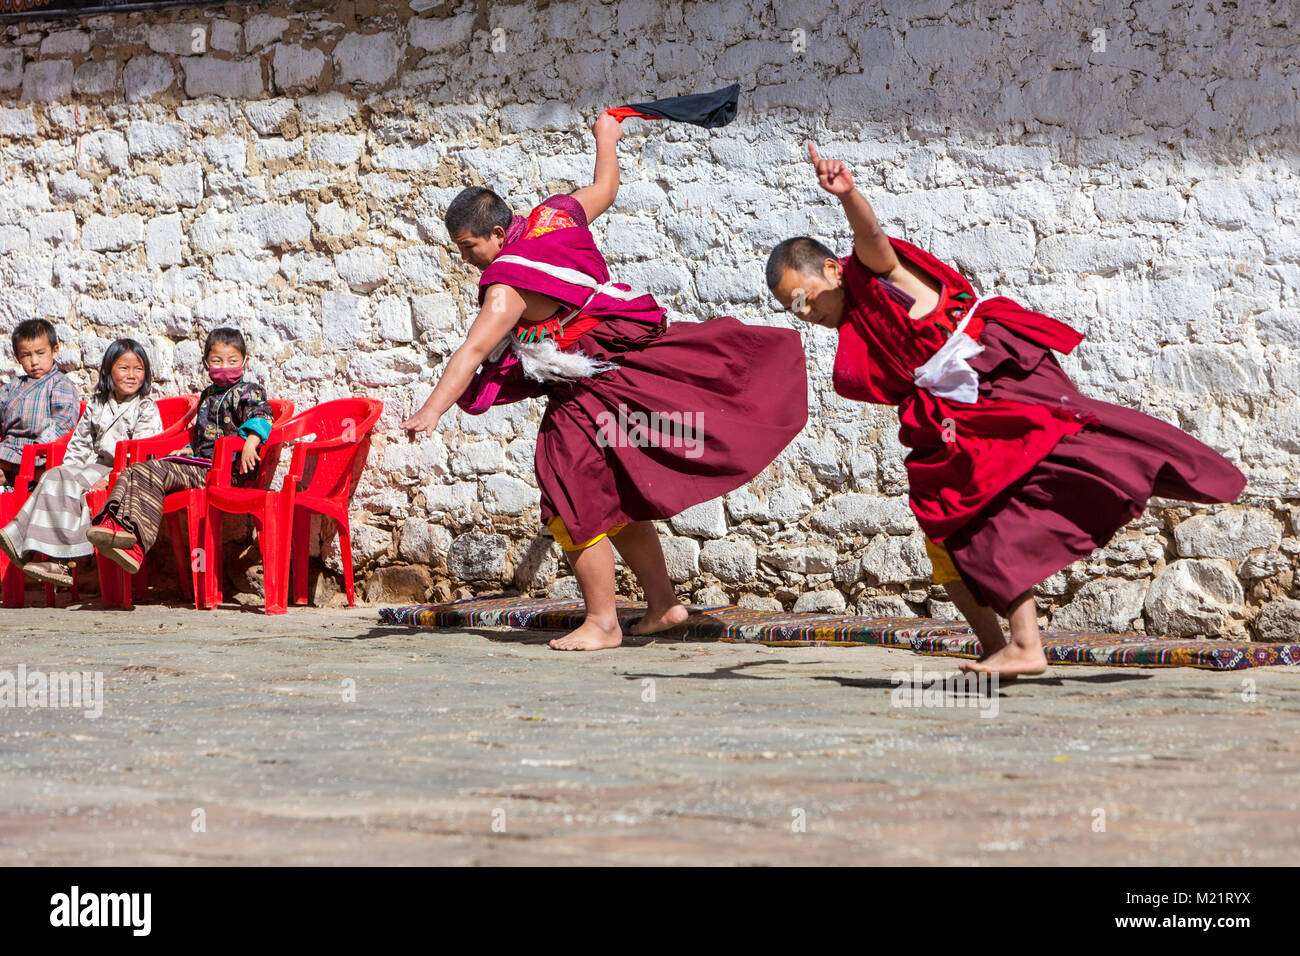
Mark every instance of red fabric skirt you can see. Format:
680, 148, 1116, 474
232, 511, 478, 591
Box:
940, 322, 1247, 614
534, 316, 808, 544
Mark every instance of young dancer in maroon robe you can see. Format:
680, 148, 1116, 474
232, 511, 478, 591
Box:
403, 114, 808, 650
766, 142, 1246, 677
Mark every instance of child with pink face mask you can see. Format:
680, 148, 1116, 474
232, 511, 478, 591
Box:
87, 327, 273, 575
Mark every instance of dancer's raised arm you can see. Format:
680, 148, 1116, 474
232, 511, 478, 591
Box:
807, 141, 943, 317
400, 285, 527, 437
807, 140, 898, 275
570, 113, 624, 223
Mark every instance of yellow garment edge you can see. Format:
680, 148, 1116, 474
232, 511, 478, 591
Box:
924, 537, 961, 586
547, 515, 628, 552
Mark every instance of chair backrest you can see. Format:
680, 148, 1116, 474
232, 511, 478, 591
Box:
152, 394, 200, 435
26, 401, 87, 475
269, 399, 295, 425
281, 398, 383, 502
54, 402, 88, 450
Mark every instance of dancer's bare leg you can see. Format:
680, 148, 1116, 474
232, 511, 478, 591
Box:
959, 590, 1048, 677
610, 521, 688, 635
549, 538, 623, 651
944, 579, 1007, 659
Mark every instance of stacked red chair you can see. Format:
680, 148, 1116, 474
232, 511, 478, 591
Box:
202, 397, 384, 614
83, 394, 200, 607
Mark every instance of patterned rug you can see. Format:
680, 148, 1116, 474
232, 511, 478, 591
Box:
378, 597, 1300, 671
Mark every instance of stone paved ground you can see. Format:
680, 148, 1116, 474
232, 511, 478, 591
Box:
1, 604, 1297, 866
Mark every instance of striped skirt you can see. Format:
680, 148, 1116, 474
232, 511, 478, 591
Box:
95, 458, 208, 552
2, 462, 111, 559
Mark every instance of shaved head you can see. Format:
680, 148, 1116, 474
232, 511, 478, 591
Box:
765, 236, 837, 290
766, 236, 846, 329
445, 186, 513, 238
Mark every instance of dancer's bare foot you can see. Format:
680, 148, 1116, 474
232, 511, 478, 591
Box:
629, 602, 688, 636
972, 648, 1018, 682
960, 643, 1048, 677
974, 630, 1008, 656
549, 618, 623, 651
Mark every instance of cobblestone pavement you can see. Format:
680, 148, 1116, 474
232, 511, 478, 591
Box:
2, 605, 1297, 865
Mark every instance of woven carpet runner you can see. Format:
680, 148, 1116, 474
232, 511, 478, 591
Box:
379, 597, 1300, 671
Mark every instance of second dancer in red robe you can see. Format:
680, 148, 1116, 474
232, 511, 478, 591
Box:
767, 142, 1246, 677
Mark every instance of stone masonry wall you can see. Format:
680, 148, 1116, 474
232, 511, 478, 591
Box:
1, 0, 1297, 638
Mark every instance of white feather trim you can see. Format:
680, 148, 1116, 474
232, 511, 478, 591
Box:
510, 337, 620, 383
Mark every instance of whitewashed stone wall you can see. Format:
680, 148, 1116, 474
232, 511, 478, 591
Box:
0, 0, 1296, 639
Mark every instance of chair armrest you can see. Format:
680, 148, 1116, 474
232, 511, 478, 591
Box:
15, 444, 43, 491
111, 441, 133, 475
285, 435, 356, 484
14, 434, 70, 493
45, 443, 69, 470
124, 429, 193, 465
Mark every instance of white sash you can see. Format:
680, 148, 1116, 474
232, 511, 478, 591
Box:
492, 254, 643, 305
911, 297, 989, 404
487, 254, 638, 383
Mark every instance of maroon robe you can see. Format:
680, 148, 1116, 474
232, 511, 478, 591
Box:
476, 195, 808, 545
835, 237, 1246, 614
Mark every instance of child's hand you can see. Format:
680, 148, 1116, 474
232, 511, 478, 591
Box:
90, 478, 109, 492
239, 435, 261, 474
807, 141, 854, 197
178, 445, 194, 457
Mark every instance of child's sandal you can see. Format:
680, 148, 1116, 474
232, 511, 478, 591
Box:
23, 560, 74, 588
0, 528, 25, 567
95, 542, 143, 575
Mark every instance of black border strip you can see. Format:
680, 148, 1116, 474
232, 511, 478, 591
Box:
1, 1, 232, 22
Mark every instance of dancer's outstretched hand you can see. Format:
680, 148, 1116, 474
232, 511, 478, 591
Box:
401, 406, 441, 441
808, 141, 853, 196
594, 111, 624, 144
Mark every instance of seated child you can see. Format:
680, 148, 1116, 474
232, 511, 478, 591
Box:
0, 319, 79, 487
87, 327, 273, 576
766, 142, 1246, 677
0, 338, 163, 587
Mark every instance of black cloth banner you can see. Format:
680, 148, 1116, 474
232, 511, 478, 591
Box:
607, 83, 741, 129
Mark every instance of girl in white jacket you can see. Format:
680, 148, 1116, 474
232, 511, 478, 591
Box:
0, 339, 163, 587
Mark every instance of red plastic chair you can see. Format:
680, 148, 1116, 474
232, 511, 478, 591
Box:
85, 395, 200, 607
0, 403, 86, 608
105, 395, 200, 489
95, 398, 295, 610
202, 398, 384, 614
